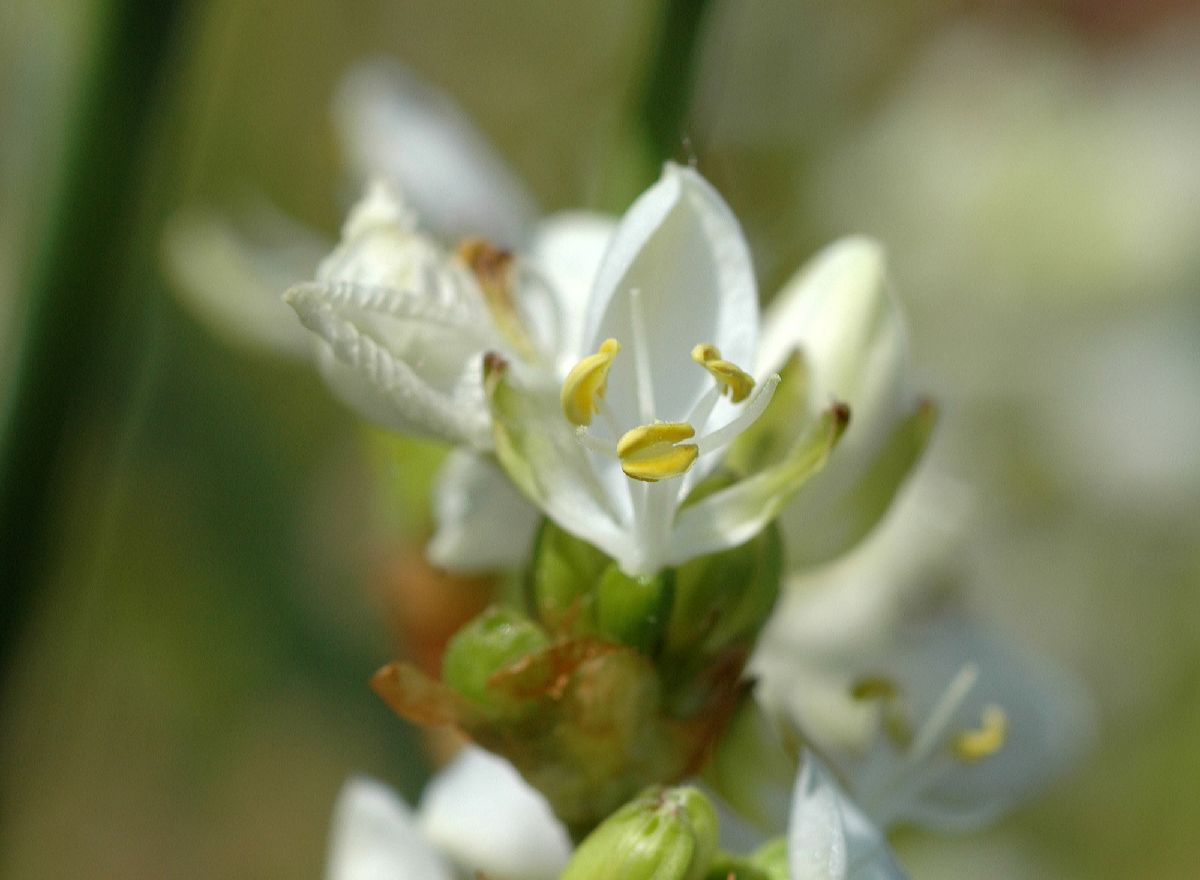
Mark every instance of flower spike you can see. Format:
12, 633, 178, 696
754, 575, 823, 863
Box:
560, 338, 621, 426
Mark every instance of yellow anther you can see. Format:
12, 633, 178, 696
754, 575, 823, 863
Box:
951, 705, 1008, 763
850, 676, 899, 701
617, 422, 698, 482
560, 339, 621, 426
692, 343, 755, 403
850, 676, 912, 748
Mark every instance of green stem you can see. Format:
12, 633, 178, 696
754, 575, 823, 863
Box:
0, 0, 189, 681
635, 0, 715, 181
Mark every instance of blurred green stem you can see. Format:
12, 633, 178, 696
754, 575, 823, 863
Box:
0, 0, 188, 682
635, 0, 715, 180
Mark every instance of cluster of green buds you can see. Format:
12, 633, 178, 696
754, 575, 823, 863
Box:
371, 512, 783, 838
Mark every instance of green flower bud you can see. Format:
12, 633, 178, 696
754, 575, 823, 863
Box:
704, 696, 796, 831
596, 563, 674, 654
749, 837, 788, 880
704, 855, 773, 880
529, 519, 609, 630
667, 521, 783, 659
563, 786, 719, 880
441, 605, 549, 717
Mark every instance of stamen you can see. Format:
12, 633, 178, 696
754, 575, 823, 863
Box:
694, 374, 779, 455
627, 288, 656, 424
850, 676, 899, 701
560, 338, 621, 426
850, 675, 912, 749
575, 426, 619, 458
951, 705, 1008, 763
458, 238, 534, 358
617, 422, 698, 482
907, 663, 979, 769
692, 343, 755, 403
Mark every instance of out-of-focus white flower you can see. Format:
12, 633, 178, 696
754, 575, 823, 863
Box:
325, 746, 571, 880
749, 473, 1092, 836
162, 62, 542, 362
334, 61, 538, 249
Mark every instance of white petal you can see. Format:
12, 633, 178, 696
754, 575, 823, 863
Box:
487, 365, 630, 562
788, 755, 907, 880
529, 210, 617, 372
326, 778, 454, 880
761, 237, 916, 564
161, 207, 327, 358
335, 61, 538, 247
583, 163, 759, 427
427, 449, 541, 572
418, 746, 572, 880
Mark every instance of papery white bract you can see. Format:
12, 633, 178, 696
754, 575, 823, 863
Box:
285, 182, 502, 448
326, 746, 570, 880
788, 754, 908, 880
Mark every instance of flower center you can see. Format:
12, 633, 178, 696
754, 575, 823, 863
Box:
847, 664, 1009, 825
558, 289, 767, 485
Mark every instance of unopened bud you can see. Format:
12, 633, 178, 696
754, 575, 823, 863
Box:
667, 521, 783, 658
748, 838, 788, 880
529, 520, 609, 630
703, 854, 774, 880
441, 605, 549, 717
596, 564, 674, 653
562, 786, 719, 880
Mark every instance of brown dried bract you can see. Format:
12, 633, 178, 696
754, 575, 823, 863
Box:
370, 661, 471, 727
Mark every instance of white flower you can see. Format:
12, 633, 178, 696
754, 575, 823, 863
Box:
750, 474, 1092, 835
484, 162, 857, 575
325, 746, 571, 880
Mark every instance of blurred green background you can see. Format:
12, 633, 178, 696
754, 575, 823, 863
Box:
1, 0, 1198, 877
